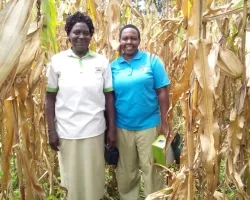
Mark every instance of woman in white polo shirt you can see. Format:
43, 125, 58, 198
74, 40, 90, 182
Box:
46, 12, 116, 200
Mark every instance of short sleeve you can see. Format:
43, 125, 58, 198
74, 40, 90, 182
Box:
103, 59, 113, 93
151, 56, 171, 89
46, 62, 58, 92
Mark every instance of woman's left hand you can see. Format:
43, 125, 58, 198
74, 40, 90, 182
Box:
107, 129, 116, 148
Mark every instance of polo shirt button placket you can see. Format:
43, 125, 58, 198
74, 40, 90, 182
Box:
127, 63, 133, 76
79, 58, 84, 74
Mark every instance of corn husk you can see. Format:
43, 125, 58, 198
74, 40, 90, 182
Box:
0, 0, 36, 98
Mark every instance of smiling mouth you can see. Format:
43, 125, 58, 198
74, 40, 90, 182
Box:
125, 46, 133, 50
77, 42, 88, 46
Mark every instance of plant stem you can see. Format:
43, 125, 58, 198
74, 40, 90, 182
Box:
199, 0, 203, 39
241, 0, 248, 84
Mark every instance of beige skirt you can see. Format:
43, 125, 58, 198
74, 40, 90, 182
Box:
58, 133, 105, 200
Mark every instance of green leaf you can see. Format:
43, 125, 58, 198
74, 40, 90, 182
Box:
41, 0, 58, 53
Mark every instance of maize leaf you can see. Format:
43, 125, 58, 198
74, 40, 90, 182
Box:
226, 85, 248, 198
17, 145, 46, 200
123, 0, 143, 20
87, 0, 97, 21
213, 191, 230, 200
0, 0, 35, 97
2, 98, 16, 195
29, 51, 45, 91
172, 42, 196, 107
41, 0, 57, 53
193, 39, 220, 199
16, 22, 41, 76
107, 0, 120, 51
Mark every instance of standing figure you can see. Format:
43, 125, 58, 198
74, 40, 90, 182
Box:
46, 11, 116, 200
111, 24, 170, 200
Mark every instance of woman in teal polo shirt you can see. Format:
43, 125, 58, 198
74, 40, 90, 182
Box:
111, 24, 170, 200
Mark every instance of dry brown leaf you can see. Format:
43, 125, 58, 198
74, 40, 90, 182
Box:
225, 84, 248, 198
193, 39, 220, 198
206, 0, 215, 9
16, 22, 41, 76
17, 145, 46, 199
107, 0, 120, 52
203, 3, 233, 18
213, 191, 230, 200
175, 0, 182, 12
107, 0, 120, 33
0, 0, 36, 98
218, 17, 230, 37
29, 52, 45, 91
1, 0, 249, 199
172, 42, 196, 107
181, 0, 189, 29
145, 187, 172, 200
16, 79, 31, 155
181, 91, 195, 199
123, 0, 144, 20
2, 98, 16, 195
208, 43, 221, 98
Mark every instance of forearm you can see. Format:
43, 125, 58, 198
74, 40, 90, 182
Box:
46, 92, 57, 133
157, 86, 170, 125
104, 92, 116, 131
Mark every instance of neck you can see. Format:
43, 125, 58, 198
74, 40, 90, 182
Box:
123, 55, 133, 61
123, 50, 139, 61
72, 47, 89, 58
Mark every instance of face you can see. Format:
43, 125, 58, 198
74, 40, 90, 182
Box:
68, 22, 91, 56
120, 28, 140, 57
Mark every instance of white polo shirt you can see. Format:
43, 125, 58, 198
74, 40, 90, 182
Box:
46, 49, 113, 139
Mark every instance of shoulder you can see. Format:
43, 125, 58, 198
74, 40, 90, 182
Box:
145, 51, 161, 61
110, 57, 119, 64
138, 51, 154, 57
140, 51, 151, 57
50, 50, 70, 70
138, 51, 160, 62
146, 52, 163, 66
137, 51, 162, 67
110, 57, 120, 68
51, 50, 69, 61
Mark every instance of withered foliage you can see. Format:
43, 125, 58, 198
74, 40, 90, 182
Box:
0, 0, 250, 199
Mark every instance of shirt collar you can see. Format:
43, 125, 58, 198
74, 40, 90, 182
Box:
67, 48, 96, 58
117, 50, 143, 63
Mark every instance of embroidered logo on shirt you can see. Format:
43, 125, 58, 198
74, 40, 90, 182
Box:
95, 66, 103, 73
140, 66, 149, 72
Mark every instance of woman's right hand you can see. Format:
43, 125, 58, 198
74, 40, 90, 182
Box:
49, 130, 60, 151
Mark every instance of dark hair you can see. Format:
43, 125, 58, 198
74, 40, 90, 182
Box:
119, 24, 141, 40
65, 11, 94, 36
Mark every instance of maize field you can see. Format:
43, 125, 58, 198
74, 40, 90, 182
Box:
0, 0, 250, 199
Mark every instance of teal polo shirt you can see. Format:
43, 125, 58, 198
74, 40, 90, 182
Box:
111, 51, 170, 131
